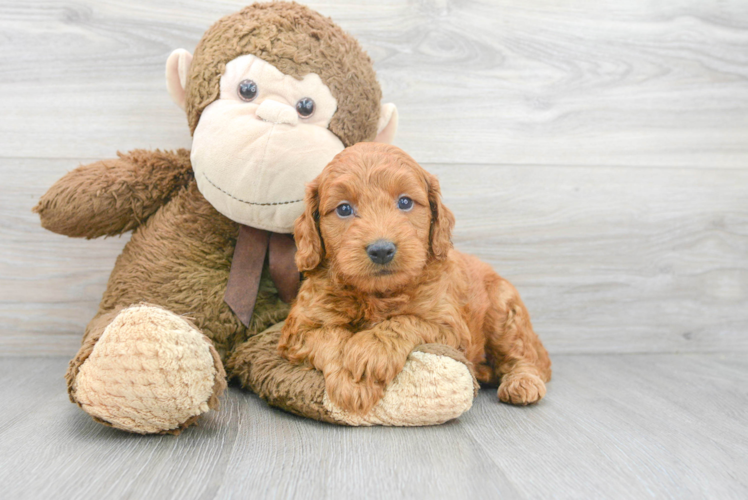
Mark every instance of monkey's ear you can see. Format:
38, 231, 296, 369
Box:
294, 179, 324, 272
427, 173, 455, 260
374, 103, 398, 144
166, 49, 193, 111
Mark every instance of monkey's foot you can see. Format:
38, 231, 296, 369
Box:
324, 344, 479, 426
71, 304, 226, 434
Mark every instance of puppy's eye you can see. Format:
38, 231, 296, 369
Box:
296, 97, 315, 118
398, 196, 414, 211
336, 203, 353, 218
238, 80, 258, 101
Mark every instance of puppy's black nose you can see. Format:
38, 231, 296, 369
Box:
366, 240, 396, 265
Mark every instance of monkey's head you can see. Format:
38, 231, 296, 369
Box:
165, 2, 397, 232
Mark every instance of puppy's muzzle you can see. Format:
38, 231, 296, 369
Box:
366, 239, 397, 265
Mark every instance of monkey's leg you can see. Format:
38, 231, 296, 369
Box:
484, 278, 552, 406
227, 322, 479, 426
67, 304, 226, 434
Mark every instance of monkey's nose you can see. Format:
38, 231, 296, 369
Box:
255, 99, 298, 126
366, 240, 397, 265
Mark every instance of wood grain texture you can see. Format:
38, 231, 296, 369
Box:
1, 354, 745, 499
1, 1, 747, 355
4, 158, 746, 355
432, 163, 748, 354
1, 0, 748, 167
3, 3, 747, 498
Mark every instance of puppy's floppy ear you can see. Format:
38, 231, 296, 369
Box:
427, 173, 455, 260
294, 179, 324, 272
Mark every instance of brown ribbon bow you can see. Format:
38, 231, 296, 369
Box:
224, 224, 300, 327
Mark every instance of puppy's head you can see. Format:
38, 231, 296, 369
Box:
294, 143, 455, 292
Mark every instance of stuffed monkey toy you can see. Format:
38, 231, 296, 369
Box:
34, 2, 478, 434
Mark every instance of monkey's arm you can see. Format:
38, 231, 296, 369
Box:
34, 149, 193, 238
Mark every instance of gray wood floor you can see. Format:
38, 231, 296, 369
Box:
1, 354, 746, 499
1, 0, 747, 498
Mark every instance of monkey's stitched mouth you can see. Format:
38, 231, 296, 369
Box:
201, 172, 303, 206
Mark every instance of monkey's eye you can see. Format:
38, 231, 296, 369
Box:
237, 80, 258, 101
398, 196, 414, 211
336, 203, 353, 218
296, 97, 315, 118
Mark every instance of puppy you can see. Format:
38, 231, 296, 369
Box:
278, 143, 551, 415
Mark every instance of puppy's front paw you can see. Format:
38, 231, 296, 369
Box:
325, 368, 384, 416
498, 372, 546, 405
342, 335, 405, 388
323, 346, 477, 426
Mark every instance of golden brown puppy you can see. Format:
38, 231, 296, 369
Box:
278, 143, 551, 415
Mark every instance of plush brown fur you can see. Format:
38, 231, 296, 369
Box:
186, 1, 381, 145
36, 153, 290, 413
278, 143, 552, 415
34, 149, 193, 239
34, 3, 470, 432
35, 151, 289, 361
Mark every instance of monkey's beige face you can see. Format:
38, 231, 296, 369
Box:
191, 55, 345, 232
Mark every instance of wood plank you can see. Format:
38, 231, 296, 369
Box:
4, 158, 746, 355
1, 159, 129, 355
0, 354, 745, 499
465, 353, 748, 498
0, 358, 241, 500
214, 400, 520, 499
430, 162, 748, 355
1, 0, 747, 167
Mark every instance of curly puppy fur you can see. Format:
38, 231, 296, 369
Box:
278, 143, 552, 415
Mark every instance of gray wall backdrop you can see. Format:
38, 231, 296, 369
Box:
1, 0, 746, 356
